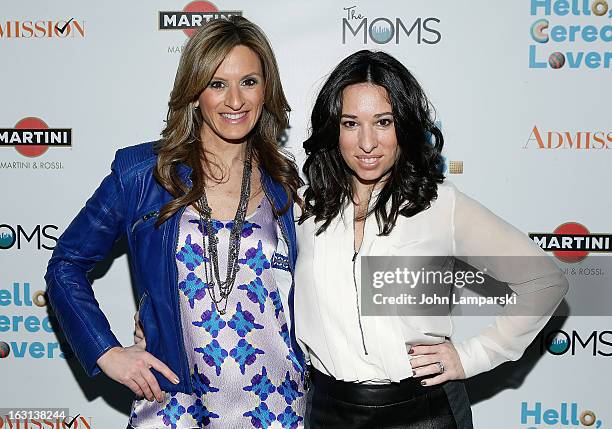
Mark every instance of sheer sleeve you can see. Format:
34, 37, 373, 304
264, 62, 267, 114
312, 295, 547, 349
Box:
450, 185, 569, 378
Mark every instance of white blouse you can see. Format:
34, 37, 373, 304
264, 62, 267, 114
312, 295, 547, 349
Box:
294, 182, 568, 382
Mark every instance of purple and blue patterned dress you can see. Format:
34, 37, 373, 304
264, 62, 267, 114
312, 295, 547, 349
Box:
129, 196, 305, 429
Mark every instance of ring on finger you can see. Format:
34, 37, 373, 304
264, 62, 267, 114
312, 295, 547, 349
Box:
437, 361, 445, 374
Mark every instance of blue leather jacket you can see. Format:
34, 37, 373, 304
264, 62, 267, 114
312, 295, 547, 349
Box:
45, 142, 304, 393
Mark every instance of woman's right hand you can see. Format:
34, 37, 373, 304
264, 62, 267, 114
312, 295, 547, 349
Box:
96, 346, 179, 402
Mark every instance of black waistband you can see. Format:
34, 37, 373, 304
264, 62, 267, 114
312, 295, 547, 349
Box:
309, 366, 435, 407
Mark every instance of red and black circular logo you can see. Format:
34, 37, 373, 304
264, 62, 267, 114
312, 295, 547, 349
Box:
158, 2, 242, 37
552, 222, 589, 263
14, 117, 50, 157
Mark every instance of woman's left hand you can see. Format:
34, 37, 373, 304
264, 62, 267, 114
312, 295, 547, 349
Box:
408, 341, 466, 386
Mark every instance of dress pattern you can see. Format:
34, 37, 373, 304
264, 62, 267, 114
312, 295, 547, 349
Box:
129, 196, 305, 428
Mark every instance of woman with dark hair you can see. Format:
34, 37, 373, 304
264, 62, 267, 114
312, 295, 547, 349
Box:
46, 17, 306, 428
295, 50, 568, 428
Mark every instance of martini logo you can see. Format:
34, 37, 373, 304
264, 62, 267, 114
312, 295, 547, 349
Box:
529, 0, 612, 69
159, 1, 242, 37
342, 5, 441, 45
529, 222, 612, 262
0, 18, 85, 38
539, 329, 612, 356
524, 125, 612, 149
0, 117, 71, 158
0, 224, 58, 251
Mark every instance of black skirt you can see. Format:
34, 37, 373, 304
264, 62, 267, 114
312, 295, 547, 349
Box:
305, 367, 473, 429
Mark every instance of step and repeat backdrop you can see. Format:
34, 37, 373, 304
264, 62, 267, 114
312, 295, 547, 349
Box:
1, 0, 611, 428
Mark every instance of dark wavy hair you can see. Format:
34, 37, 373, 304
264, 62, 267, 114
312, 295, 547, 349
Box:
300, 50, 445, 235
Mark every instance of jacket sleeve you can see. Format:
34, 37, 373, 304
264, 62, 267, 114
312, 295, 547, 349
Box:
45, 155, 127, 377
450, 186, 569, 378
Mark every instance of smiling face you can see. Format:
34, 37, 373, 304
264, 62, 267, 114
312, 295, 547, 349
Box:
339, 83, 399, 189
197, 44, 265, 144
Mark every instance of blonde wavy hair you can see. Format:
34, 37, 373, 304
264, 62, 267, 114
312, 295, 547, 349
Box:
154, 16, 301, 225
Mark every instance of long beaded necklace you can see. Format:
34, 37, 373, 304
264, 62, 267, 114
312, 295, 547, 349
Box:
197, 145, 253, 315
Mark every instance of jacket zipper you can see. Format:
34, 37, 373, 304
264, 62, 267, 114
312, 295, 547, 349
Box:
131, 210, 159, 233
352, 205, 369, 356
137, 291, 149, 344
138, 290, 149, 310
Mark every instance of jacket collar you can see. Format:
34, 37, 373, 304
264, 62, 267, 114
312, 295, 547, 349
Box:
177, 163, 192, 183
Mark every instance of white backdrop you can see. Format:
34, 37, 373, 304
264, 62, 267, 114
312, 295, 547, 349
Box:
1, 0, 611, 428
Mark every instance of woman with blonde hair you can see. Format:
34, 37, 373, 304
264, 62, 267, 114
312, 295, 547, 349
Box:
46, 16, 306, 428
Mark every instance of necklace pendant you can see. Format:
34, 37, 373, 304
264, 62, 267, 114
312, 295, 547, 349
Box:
219, 309, 226, 315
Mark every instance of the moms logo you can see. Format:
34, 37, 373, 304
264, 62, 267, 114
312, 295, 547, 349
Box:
0, 18, 85, 38
159, 1, 242, 37
0, 224, 58, 251
342, 5, 441, 45
539, 329, 612, 356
